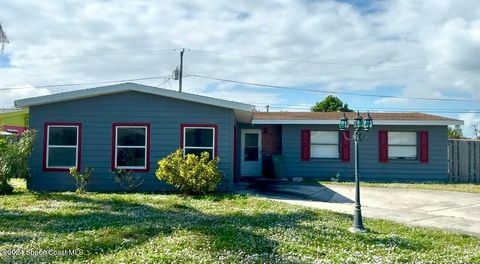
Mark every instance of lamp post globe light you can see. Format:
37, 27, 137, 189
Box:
339, 111, 373, 233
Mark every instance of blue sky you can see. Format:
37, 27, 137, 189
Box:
1, 0, 480, 136
203, 81, 480, 115
0, 54, 10, 68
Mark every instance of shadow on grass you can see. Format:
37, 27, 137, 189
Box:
0, 192, 314, 262
243, 181, 354, 203
355, 233, 426, 251
0, 192, 428, 262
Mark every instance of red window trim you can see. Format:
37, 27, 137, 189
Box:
340, 130, 351, 162
300, 129, 311, 161
111, 123, 151, 172
180, 124, 218, 158
43, 122, 82, 172
233, 124, 237, 177
419, 131, 429, 163
379, 129, 388, 163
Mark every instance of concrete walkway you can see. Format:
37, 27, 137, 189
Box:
236, 182, 480, 236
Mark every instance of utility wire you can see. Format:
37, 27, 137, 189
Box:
261, 106, 480, 114
250, 104, 480, 111
241, 101, 480, 112
9, 47, 474, 73
0, 75, 172, 91
188, 48, 474, 73
247, 103, 480, 113
11, 49, 177, 61
157, 77, 174, 89
187, 74, 480, 103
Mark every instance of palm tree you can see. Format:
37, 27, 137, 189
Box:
0, 23, 9, 53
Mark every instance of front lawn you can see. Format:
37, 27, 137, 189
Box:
320, 181, 480, 194
0, 182, 479, 263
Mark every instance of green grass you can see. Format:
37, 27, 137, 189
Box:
319, 181, 480, 194
0, 180, 479, 263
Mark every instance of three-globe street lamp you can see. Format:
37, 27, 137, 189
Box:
339, 111, 373, 233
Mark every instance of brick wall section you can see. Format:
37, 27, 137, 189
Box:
262, 125, 282, 177
262, 125, 282, 155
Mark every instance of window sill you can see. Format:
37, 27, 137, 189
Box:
387, 159, 418, 163
308, 158, 341, 161
114, 168, 149, 173
43, 167, 76, 172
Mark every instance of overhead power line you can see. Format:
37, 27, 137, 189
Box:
11, 49, 177, 61
0, 75, 172, 91
244, 103, 480, 112
187, 74, 480, 103
188, 48, 475, 73
9, 47, 474, 73
157, 76, 174, 89
261, 106, 480, 114
249, 103, 480, 114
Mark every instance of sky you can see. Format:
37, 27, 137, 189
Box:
1, 0, 480, 136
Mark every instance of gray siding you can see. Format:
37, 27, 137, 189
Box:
282, 124, 448, 182
28, 91, 235, 192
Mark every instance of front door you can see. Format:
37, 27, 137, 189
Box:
241, 129, 262, 176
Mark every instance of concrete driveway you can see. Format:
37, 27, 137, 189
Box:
236, 182, 480, 236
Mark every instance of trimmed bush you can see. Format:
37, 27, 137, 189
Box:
156, 149, 222, 194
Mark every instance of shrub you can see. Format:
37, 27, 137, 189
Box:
112, 169, 144, 192
156, 149, 222, 195
331, 172, 340, 182
0, 182, 13, 195
0, 130, 35, 194
69, 167, 93, 194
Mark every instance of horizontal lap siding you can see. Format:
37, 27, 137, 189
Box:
282, 125, 354, 179
28, 91, 234, 192
282, 125, 448, 182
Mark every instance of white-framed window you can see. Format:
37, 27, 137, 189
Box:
45, 124, 80, 170
388, 131, 417, 160
113, 124, 149, 170
182, 125, 216, 159
310, 131, 339, 158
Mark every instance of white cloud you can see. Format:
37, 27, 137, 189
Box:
458, 112, 480, 138
0, 85, 50, 107
268, 103, 311, 112
0, 0, 479, 115
373, 97, 411, 107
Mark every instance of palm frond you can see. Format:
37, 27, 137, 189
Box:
0, 23, 9, 53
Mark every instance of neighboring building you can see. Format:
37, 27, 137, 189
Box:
0, 108, 28, 134
14, 83, 463, 192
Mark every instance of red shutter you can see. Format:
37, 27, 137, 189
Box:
379, 130, 388, 163
341, 130, 350, 162
301, 129, 310, 161
419, 131, 429, 163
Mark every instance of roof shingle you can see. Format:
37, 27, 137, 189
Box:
253, 112, 459, 121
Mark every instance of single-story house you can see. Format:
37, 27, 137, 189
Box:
0, 108, 28, 134
14, 82, 463, 192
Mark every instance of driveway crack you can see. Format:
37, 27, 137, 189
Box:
425, 202, 480, 213
407, 215, 444, 223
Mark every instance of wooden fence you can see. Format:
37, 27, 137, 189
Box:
448, 139, 480, 183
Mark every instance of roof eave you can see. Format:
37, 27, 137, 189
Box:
252, 119, 464, 126
14, 83, 255, 112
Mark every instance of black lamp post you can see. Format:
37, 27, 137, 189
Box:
339, 111, 373, 233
